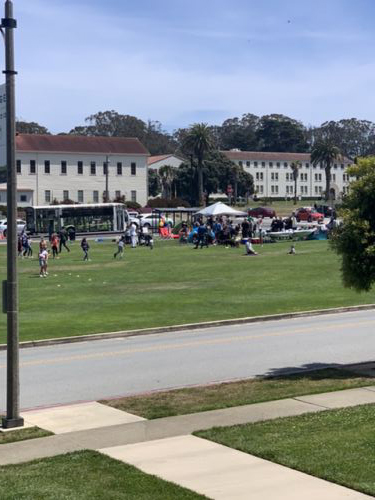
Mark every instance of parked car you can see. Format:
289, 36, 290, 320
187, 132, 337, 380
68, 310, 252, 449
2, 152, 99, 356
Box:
0, 219, 26, 236
132, 213, 174, 230
295, 207, 324, 222
248, 206, 276, 218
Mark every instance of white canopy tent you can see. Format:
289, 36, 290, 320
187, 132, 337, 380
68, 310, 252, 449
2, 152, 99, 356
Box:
195, 202, 247, 217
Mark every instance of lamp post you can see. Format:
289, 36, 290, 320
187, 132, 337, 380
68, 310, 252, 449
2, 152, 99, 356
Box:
1, 0, 23, 429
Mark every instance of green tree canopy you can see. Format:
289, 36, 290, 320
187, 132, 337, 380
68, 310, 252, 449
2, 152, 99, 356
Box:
331, 157, 375, 291
16, 120, 50, 134
256, 114, 308, 153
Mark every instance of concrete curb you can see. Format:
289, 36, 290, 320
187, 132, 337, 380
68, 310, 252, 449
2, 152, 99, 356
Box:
1, 303, 375, 351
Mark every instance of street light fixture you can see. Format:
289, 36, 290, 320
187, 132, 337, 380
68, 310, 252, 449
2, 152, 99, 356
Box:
1, 0, 23, 429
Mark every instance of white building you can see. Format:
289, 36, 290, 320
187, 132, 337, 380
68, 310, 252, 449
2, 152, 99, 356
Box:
222, 150, 353, 200
147, 154, 184, 170
0, 134, 149, 207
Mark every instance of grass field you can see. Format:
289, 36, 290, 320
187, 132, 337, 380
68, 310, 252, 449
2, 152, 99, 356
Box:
0, 450, 205, 499
197, 404, 375, 497
0, 426, 52, 445
0, 238, 374, 343
101, 368, 375, 419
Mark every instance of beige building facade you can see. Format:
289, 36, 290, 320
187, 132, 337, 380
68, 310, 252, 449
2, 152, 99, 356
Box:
7, 134, 149, 207
222, 150, 353, 200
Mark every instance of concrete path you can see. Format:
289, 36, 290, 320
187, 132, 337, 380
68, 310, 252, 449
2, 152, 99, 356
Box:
101, 435, 371, 500
1, 386, 375, 498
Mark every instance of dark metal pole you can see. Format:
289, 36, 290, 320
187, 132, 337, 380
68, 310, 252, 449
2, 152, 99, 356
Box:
2, 0, 23, 429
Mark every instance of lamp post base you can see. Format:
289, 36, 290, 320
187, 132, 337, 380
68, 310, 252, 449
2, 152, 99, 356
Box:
2, 416, 24, 429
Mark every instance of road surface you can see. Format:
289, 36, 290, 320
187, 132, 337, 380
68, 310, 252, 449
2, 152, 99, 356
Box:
0, 309, 374, 411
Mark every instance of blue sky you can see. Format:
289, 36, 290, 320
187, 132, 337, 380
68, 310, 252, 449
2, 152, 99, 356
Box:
11, 0, 375, 133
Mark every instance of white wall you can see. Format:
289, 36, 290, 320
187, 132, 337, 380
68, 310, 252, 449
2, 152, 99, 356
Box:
16, 151, 148, 206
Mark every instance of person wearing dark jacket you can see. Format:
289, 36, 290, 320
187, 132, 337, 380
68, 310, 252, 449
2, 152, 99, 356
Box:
81, 237, 90, 261
58, 228, 70, 253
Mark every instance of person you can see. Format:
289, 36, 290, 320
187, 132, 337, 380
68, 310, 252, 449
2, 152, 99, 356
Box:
142, 224, 153, 249
39, 237, 48, 252
241, 219, 250, 239
179, 223, 189, 244
114, 235, 126, 258
288, 245, 296, 255
39, 247, 48, 277
51, 233, 59, 259
17, 235, 23, 257
245, 239, 258, 256
58, 228, 70, 253
194, 222, 207, 249
25, 234, 33, 257
291, 213, 297, 230
130, 221, 138, 248
81, 237, 90, 261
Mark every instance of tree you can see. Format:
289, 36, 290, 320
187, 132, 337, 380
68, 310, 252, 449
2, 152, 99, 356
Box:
311, 140, 340, 201
330, 157, 375, 291
290, 161, 302, 205
182, 123, 213, 206
217, 113, 260, 151
16, 120, 50, 134
148, 168, 161, 197
256, 114, 308, 153
159, 165, 177, 199
312, 119, 375, 160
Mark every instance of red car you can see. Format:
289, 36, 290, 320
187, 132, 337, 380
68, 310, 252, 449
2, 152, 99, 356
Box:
295, 207, 324, 222
248, 206, 276, 218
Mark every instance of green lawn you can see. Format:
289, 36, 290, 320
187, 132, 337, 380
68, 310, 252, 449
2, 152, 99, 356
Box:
102, 368, 375, 419
0, 450, 205, 499
0, 239, 374, 343
197, 404, 375, 497
0, 426, 52, 445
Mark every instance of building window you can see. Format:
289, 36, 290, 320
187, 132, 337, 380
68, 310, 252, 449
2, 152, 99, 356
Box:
90, 162, 96, 175
115, 190, 121, 199
290, 185, 293, 194
61, 161, 67, 175
259, 185, 263, 194
131, 190, 137, 202
334, 164, 337, 169
341, 163, 344, 169
30, 160, 36, 174
44, 160, 50, 174
315, 186, 319, 195
103, 161, 108, 175
246, 161, 250, 167
63, 190, 69, 201
16, 160, 21, 174
77, 190, 84, 203
271, 185, 275, 194
276, 162, 280, 168
305, 163, 309, 168
275, 185, 278, 194
117, 162, 122, 175
284, 162, 288, 168
77, 161, 83, 175
239, 161, 243, 167
254, 161, 258, 167
45, 190, 51, 203
131, 162, 136, 175
93, 190, 99, 203
332, 174, 336, 181
20, 194, 27, 202
269, 162, 273, 167
286, 173, 289, 181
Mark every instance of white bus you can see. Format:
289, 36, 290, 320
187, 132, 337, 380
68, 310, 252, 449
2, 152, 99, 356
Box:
25, 203, 129, 235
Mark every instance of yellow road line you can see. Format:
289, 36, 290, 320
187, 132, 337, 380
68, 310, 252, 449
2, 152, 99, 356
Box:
0, 319, 373, 369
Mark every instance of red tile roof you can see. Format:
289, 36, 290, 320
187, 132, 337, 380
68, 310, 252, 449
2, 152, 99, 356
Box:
222, 150, 350, 163
16, 134, 149, 155
147, 154, 171, 165
147, 154, 185, 166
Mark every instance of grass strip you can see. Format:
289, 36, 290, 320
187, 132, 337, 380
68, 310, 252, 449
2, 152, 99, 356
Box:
101, 368, 374, 419
0, 426, 52, 445
196, 404, 375, 497
0, 450, 206, 499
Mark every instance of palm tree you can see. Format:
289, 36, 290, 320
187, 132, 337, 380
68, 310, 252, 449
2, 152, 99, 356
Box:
159, 165, 176, 200
290, 161, 302, 205
182, 123, 212, 206
311, 140, 340, 201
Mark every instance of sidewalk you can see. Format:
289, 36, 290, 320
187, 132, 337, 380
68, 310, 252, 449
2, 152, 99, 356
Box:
2, 385, 375, 498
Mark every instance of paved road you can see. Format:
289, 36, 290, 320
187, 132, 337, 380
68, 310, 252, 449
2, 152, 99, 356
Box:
0, 310, 374, 411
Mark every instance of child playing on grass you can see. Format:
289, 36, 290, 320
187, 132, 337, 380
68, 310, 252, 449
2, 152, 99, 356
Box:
114, 235, 126, 259
39, 247, 48, 277
51, 233, 59, 259
81, 237, 90, 261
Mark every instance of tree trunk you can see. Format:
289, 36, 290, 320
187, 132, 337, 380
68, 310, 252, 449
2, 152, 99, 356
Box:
325, 163, 331, 201
198, 158, 204, 206
294, 177, 297, 205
